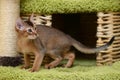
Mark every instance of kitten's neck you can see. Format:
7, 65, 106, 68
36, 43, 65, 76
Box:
17, 33, 32, 42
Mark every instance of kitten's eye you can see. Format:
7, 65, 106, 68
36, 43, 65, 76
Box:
34, 27, 37, 30
27, 29, 32, 32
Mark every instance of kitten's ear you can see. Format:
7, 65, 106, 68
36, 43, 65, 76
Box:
15, 18, 25, 31
29, 13, 34, 23
29, 13, 36, 27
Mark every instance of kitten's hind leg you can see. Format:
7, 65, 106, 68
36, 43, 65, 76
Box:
45, 53, 63, 69
63, 52, 75, 68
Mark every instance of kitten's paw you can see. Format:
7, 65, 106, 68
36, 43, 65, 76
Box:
62, 64, 72, 68
21, 65, 30, 69
29, 68, 39, 72
44, 64, 55, 69
44, 64, 50, 69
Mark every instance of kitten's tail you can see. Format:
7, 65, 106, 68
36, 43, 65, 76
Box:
71, 36, 115, 54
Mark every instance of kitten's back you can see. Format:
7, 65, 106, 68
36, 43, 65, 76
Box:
36, 25, 72, 50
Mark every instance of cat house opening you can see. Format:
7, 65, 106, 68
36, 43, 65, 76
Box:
52, 13, 98, 59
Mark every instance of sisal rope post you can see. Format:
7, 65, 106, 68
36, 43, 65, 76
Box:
0, 0, 21, 66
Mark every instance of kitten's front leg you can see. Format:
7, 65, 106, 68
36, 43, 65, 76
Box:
21, 54, 31, 69
29, 52, 44, 72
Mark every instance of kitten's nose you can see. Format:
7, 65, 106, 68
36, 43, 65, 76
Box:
33, 32, 38, 36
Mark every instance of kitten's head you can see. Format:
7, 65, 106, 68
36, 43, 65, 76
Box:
15, 14, 38, 39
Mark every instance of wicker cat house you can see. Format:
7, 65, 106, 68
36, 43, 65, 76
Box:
0, 0, 120, 66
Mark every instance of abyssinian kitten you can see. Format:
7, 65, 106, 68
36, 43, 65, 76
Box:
15, 14, 114, 72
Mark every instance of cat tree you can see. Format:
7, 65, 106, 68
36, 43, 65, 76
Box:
0, 0, 120, 66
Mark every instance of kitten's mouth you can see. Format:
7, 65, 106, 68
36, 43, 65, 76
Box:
27, 35, 38, 39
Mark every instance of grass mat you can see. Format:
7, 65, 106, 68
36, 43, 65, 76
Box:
20, 0, 120, 14
0, 59, 120, 80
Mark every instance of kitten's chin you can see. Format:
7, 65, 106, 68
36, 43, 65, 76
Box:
27, 35, 37, 39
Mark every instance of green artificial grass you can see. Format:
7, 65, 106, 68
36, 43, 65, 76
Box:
20, 0, 120, 14
0, 59, 120, 80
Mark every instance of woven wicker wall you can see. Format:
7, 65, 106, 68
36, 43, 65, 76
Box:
21, 14, 52, 27
96, 12, 120, 65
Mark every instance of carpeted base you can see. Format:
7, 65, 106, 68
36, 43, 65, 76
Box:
0, 59, 120, 80
0, 56, 22, 66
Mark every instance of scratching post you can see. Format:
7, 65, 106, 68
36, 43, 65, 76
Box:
0, 0, 22, 66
